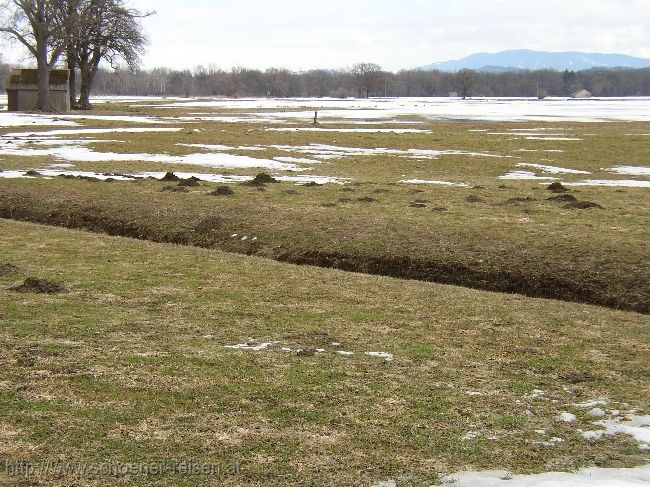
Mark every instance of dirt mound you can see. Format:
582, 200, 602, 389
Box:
211, 186, 234, 196
178, 177, 201, 187
548, 194, 577, 202
10, 277, 67, 294
410, 201, 428, 208
25, 170, 41, 177
240, 173, 277, 187
160, 172, 181, 182
253, 173, 279, 184
357, 196, 377, 203
547, 182, 568, 193
0, 263, 19, 276
465, 195, 484, 203
564, 200, 603, 210
302, 181, 323, 188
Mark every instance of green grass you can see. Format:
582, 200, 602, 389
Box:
0, 220, 649, 486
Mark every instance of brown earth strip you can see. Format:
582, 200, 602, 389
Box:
0, 187, 647, 313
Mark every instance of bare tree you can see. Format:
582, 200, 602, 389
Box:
457, 68, 478, 99
68, 0, 149, 109
0, 0, 76, 110
351, 62, 382, 98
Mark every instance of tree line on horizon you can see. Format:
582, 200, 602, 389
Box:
85, 64, 650, 99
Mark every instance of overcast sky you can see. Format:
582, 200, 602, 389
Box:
4, 0, 650, 71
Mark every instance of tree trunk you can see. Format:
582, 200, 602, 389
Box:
67, 56, 77, 109
78, 64, 93, 109
35, 22, 51, 111
78, 50, 101, 109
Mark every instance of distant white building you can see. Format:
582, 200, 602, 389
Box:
571, 89, 592, 99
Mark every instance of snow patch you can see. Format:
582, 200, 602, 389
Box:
399, 179, 470, 187
516, 162, 591, 174
581, 414, 650, 450
499, 171, 558, 180
604, 166, 650, 176
442, 465, 650, 486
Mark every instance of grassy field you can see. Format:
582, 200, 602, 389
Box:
0, 99, 648, 485
1, 219, 648, 486
1, 106, 649, 311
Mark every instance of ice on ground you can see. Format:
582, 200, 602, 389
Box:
0, 141, 304, 171
273, 156, 324, 164
268, 143, 500, 160
224, 341, 278, 351
0, 112, 79, 128
516, 162, 591, 174
0, 170, 37, 179
604, 166, 650, 176
266, 127, 431, 134
525, 136, 583, 141
588, 408, 608, 418
499, 171, 558, 180
365, 352, 394, 361
371, 481, 397, 487
532, 436, 564, 447
399, 179, 470, 187
582, 414, 650, 450
488, 132, 570, 136
561, 179, 650, 188
442, 464, 650, 486
524, 389, 547, 399
4, 127, 182, 137
460, 431, 480, 441
153, 96, 650, 122
558, 412, 577, 422
178, 143, 267, 152
56, 114, 172, 124
572, 399, 610, 408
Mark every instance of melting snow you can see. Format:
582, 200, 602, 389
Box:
365, 352, 394, 361
153, 96, 650, 122
558, 412, 577, 422
442, 465, 650, 486
582, 414, 650, 450
604, 166, 650, 176
224, 341, 278, 351
499, 171, 558, 180
561, 179, 650, 188
4, 127, 182, 137
460, 431, 480, 441
399, 179, 470, 187
516, 162, 591, 174
266, 127, 431, 134
0, 112, 79, 127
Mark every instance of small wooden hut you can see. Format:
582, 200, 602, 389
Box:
6, 69, 70, 112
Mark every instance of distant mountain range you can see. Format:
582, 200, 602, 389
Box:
419, 50, 650, 72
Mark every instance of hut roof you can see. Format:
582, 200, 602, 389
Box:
7, 69, 69, 88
